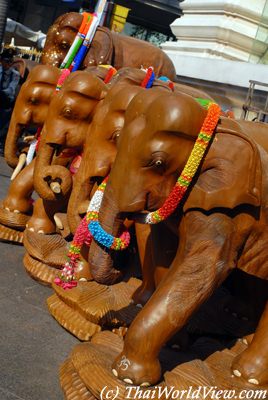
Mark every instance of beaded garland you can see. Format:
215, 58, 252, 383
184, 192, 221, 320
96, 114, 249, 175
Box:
86, 178, 130, 250
55, 176, 130, 287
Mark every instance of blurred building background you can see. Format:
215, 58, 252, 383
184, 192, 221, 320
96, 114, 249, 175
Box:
6, 0, 183, 44
162, 0, 268, 119
3, 0, 268, 120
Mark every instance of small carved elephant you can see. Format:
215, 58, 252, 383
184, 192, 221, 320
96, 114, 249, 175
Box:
41, 12, 177, 81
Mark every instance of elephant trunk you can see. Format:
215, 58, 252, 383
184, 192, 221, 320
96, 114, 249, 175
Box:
67, 178, 94, 235
33, 136, 72, 201
4, 115, 27, 168
89, 183, 123, 285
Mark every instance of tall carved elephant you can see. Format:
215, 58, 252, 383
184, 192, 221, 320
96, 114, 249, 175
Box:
33, 70, 107, 202
0, 65, 60, 243
86, 90, 268, 387
41, 12, 177, 81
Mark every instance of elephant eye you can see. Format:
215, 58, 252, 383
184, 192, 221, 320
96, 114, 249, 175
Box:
62, 108, 72, 118
147, 156, 166, 173
155, 160, 163, 166
111, 130, 120, 143
29, 97, 38, 105
60, 41, 69, 50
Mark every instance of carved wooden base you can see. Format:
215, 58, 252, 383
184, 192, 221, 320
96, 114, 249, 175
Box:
0, 223, 24, 244
47, 293, 101, 340
60, 359, 97, 400
47, 279, 141, 340
60, 331, 268, 400
23, 229, 68, 266
23, 229, 69, 284
0, 204, 30, 229
23, 252, 58, 285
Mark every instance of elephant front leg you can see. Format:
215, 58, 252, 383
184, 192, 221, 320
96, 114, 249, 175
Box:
26, 196, 69, 234
2, 160, 35, 214
132, 223, 155, 305
232, 301, 268, 385
112, 212, 236, 386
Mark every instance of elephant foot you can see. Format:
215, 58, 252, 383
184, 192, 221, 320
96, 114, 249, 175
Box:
54, 213, 71, 239
232, 339, 268, 385
59, 332, 268, 400
0, 223, 24, 244
48, 279, 141, 339
72, 258, 92, 281
60, 331, 214, 399
112, 350, 161, 386
0, 202, 30, 230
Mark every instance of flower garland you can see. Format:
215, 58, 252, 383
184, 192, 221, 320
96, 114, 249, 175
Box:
54, 215, 92, 289
86, 178, 130, 250
55, 177, 130, 288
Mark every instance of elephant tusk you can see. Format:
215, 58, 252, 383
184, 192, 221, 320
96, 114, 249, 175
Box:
50, 181, 61, 194
23, 135, 35, 143
54, 214, 64, 230
248, 378, 259, 385
10, 153, 27, 181
233, 370, 242, 377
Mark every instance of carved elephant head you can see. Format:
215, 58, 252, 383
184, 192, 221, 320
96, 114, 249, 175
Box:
4, 64, 60, 169
33, 70, 107, 201
41, 12, 177, 81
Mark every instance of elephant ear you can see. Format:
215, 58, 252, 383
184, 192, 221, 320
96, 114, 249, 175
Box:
84, 27, 113, 67
184, 117, 262, 212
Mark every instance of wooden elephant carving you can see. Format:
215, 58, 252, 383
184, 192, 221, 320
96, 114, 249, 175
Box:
0, 65, 60, 244
86, 90, 268, 387
22, 69, 108, 284
41, 12, 177, 81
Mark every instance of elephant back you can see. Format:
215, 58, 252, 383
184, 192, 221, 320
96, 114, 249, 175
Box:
83, 27, 114, 68
111, 32, 177, 81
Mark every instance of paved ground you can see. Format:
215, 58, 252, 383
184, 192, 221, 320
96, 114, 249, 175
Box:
0, 156, 78, 400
